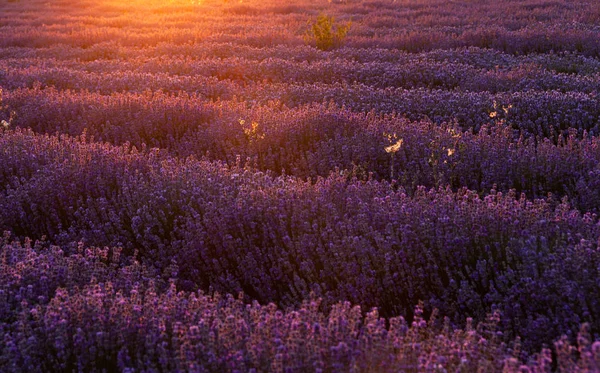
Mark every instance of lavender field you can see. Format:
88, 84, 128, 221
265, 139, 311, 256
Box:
1, 0, 600, 371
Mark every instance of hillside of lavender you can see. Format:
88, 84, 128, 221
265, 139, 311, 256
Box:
1, 0, 600, 371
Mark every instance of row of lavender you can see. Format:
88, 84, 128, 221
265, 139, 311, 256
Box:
1, 128, 599, 359
4, 90, 600, 212
2, 50, 599, 93
3, 43, 600, 72
2, 234, 598, 372
3, 71, 600, 140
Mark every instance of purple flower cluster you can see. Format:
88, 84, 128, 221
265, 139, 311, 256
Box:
4, 78, 600, 141
2, 235, 599, 372
4, 93, 600, 212
1, 128, 599, 356
3, 52, 599, 93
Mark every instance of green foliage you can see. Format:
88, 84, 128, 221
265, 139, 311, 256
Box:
305, 14, 351, 51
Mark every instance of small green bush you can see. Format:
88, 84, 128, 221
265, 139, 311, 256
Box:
305, 14, 351, 51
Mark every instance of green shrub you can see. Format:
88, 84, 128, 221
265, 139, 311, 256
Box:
305, 14, 351, 51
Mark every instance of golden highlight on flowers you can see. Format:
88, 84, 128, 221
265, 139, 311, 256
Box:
385, 139, 403, 154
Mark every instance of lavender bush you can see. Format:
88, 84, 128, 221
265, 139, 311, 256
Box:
2, 236, 599, 372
